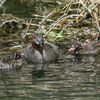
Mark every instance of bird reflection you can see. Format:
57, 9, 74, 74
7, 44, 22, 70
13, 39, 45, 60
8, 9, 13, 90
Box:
73, 54, 82, 64
32, 63, 49, 78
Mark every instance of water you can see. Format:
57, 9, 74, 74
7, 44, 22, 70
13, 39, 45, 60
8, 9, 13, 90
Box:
0, 52, 100, 100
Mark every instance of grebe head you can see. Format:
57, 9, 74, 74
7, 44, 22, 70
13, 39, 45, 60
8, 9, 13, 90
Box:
31, 33, 44, 53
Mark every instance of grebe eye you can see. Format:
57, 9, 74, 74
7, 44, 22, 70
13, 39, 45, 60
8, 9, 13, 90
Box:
35, 40, 39, 45
34, 38, 39, 45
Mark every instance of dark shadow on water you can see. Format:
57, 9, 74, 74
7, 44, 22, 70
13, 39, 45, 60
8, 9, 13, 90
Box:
32, 63, 49, 78
32, 70, 45, 78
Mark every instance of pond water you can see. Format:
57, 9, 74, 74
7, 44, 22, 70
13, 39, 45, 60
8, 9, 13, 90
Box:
0, 50, 100, 100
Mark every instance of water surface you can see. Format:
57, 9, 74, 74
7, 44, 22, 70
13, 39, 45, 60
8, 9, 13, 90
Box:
0, 50, 100, 100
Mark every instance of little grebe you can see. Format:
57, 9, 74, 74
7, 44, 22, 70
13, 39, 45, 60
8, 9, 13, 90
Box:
69, 39, 100, 54
22, 33, 59, 63
0, 33, 59, 70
